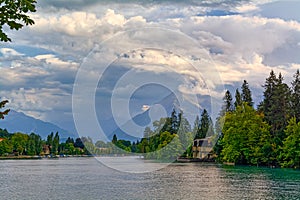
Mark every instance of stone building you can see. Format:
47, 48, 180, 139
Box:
192, 137, 213, 159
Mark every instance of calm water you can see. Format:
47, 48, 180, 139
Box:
0, 157, 299, 200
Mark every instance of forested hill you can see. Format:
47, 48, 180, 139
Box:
0, 110, 74, 140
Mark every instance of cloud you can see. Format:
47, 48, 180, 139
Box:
142, 105, 150, 111
0, 48, 24, 57
1, 0, 300, 134
257, 1, 300, 22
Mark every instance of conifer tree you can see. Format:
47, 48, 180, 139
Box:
215, 90, 233, 135
196, 109, 214, 139
170, 109, 178, 134
234, 89, 242, 109
262, 70, 291, 139
193, 115, 200, 138
291, 69, 300, 123
241, 80, 253, 107
225, 90, 233, 112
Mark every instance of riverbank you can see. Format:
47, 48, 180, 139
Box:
0, 155, 42, 160
0, 154, 94, 160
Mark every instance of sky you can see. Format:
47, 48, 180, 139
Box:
0, 0, 300, 140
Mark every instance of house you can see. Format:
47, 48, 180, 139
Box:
192, 137, 214, 159
42, 144, 50, 155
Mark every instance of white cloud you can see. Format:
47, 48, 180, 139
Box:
0, 48, 24, 57
141, 105, 150, 111
1, 1, 300, 132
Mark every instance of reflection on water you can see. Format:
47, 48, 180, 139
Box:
0, 157, 299, 200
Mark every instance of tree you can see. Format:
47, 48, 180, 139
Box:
143, 127, 153, 139
262, 71, 291, 140
241, 80, 253, 107
215, 90, 233, 149
220, 104, 272, 165
66, 137, 74, 144
0, 0, 37, 42
196, 109, 214, 139
46, 132, 54, 153
74, 137, 84, 149
291, 69, 300, 123
224, 90, 233, 113
193, 115, 200, 138
52, 132, 59, 154
170, 109, 178, 134
0, 139, 13, 155
11, 132, 28, 155
112, 134, 117, 144
279, 117, 300, 168
95, 140, 107, 148
27, 133, 42, 155
156, 133, 183, 160
234, 89, 242, 109
0, 100, 10, 119
177, 115, 192, 150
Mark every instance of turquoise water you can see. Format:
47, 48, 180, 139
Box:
0, 157, 299, 200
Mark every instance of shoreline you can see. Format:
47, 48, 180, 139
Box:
0, 155, 94, 160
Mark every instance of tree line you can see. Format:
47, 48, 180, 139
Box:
0, 69, 299, 168
107, 69, 300, 168
105, 107, 216, 160
215, 70, 300, 168
0, 129, 107, 156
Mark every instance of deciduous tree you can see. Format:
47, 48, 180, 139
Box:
0, 0, 37, 42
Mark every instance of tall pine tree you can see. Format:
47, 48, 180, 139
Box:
196, 109, 214, 139
262, 70, 291, 140
193, 115, 200, 138
241, 80, 253, 107
234, 89, 243, 109
291, 69, 300, 123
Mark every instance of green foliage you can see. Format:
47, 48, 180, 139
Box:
74, 137, 84, 149
220, 104, 272, 165
262, 71, 292, 139
241, 80, 253, 107
11, 132, 29, 155
224, 90, 233, 114
193, 115, 200, 137
194, 109, 214, 139
0, 139, 13, 155
279, 118, 300, 169
177, 116, 193, 150
0, 0, 37, 42
291, 69, 300, 123
234, 89, 242, 109
112, 134, 117, 144
0, 128, 11, 138
66, 137, 74, 144
0, 100, 10, 119
52, 132, 59, 154
26, 133, 42, 155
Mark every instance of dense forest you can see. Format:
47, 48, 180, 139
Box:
214, 70, 300, 168
0, 70, 299, 168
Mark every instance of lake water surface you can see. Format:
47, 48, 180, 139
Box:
0, 157, 299, 200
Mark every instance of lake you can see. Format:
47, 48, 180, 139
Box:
0, 157, 299, 200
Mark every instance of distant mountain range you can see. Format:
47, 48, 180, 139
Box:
0, 110, 75, 140
107, 92, 184, 141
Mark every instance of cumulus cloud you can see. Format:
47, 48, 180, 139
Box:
1, 0, 300, 133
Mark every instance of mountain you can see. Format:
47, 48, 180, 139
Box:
0, 110, 75, 140
106, 92, 220, 141
107, 92, 181, 141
